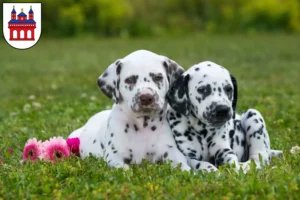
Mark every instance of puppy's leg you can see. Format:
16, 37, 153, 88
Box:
160, 147, 191, 171
269, 149, 283, 158
104, 148, 130, 170
241, 109, 273, 167
188, 158, 218, 172
209, 133, 240, 172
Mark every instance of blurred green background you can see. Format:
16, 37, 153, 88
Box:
1, 0, 300, 37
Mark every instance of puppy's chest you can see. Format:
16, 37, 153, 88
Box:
188, 120, 234, 146
111, 118, 168, 163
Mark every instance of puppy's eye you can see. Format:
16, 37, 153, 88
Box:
225, 86, 233, 93
152, 74, 163, 82
197, 87, 207, 94
125, 76, 137, 84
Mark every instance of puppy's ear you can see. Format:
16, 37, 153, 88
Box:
230, 74, 238, 119
97, 59, 123, 103
166, 74, 190, 116
162, 58, 185, 86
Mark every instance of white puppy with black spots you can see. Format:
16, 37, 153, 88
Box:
68, 50, 191, 171
166, 61, 282, 172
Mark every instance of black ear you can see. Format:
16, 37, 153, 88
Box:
97, 59, 123, 103
166, 74, 190, 116
162, 59, 185, 86
230, 74, 238, 119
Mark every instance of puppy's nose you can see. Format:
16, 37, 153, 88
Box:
139, 94, 154, 106
215, 105, 230, 119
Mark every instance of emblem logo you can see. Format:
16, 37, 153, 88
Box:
3, 3, 41, 50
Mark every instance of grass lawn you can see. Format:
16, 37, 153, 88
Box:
0, 33, 300, 199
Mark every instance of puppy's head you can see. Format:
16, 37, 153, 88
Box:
98, 50, 184, 117
167, 61, 238, 127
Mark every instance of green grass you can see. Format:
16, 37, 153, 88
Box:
0, 34, 300, 199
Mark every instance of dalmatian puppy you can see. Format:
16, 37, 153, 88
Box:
68, 50, 191, 171
166, 61, 282, 172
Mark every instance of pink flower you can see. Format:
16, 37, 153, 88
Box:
21, 138, 43, 163
8, 147, 13, 154
41, 136, 70, 162
67, 137, 80, 156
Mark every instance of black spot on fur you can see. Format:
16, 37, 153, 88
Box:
173, 130, 182, 137
151, 126, 156, 131
195, 67, 199, 71
176, 112, 182, 118
143, 116, 150, 127
134, 124, 138, 131
164, 152, 168, 158
93, 139, 96, 144
103, 72, 108, 77
124, 158, 132, 164
236, 135, 240, 145
199, 129, 208, 138
116, 63, 122, 75
188, 152, 196, 158
247, 111, 256, 119
247, 126, 251, 131
196, 163, 200, 169
101, 143, 104, 149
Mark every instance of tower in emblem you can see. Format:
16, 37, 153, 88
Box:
8, 5, 36, 41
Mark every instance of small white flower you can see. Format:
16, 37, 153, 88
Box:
290, 146, 300, 154
51, 84, 57, 90
46, 95, 53, 100
32, 102, 42, 110
23, 104, 31, 112
9, 112, 19, 117
81, 93, 87, 98
90, 96, 96, 101
28, 95, 36, 100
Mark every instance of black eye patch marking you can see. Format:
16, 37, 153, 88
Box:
125, 75, 138, 91
223, 84, 233, 100
149, 73, 163, 89
197, 84, 212, 101
125, 75, 138, 85
150, 73, 163, 82
195, 67, 199, 71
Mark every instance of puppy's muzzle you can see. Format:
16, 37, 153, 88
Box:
205, 104, 232, 127
215, 105, 231, 120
